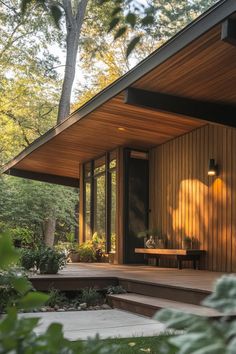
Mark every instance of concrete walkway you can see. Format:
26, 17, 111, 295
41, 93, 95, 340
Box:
20, 309, 165, 340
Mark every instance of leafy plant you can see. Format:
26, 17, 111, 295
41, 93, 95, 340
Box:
107, 285, 126, 295
45, 288, 67, 308
38, 247, 66, 274
92, 232, 105, 251
0, 233, 120, 353
183, 236, 192, 243
9, 227, 34, 248
155, 275, 236, 353
81, 288, 102, 306
77, 242, 96, 262
0, 267, 33, 313
20, 248, 37, 270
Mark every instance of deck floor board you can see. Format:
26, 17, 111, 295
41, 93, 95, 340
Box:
30, 263, 229, 293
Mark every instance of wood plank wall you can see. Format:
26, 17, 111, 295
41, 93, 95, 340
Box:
149, 124, 236, 272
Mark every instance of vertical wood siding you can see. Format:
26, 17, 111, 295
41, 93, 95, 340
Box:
149, 124, 236, 272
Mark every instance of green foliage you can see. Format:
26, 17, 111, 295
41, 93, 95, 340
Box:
155, 275, 236, 354
92, 232, 106, 252
0, 176, 78, 245
0, 233, 19, 269
21, 0, 63, 29
20, 247, 66, 274
45, 288, 67, 308
37, 247, 66, 274
8, 227, 34, 247
0, 233, 121, 353
78, 241, 96, 262
98, 0, 218, 56
18, 292, 49, 311
203, 275, 236, 314
183, 236, 192, 243
81, 288, 102, 307
0, 268, 31, 313
107, 285, 126, 295
0, 263, 47, 313
20, 248, 37, 270
102, 335, 175, 354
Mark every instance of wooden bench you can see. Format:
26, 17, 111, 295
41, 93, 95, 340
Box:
135, 248, 206, 269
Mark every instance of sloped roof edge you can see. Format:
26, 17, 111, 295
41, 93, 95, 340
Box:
2, 0, 236, 174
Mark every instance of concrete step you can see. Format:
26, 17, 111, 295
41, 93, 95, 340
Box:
107, 293, 222, 318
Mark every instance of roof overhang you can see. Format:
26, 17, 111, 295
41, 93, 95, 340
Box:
3, 0, 236, 186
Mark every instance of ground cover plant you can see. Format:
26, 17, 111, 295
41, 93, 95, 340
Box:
102, 336, 176, 354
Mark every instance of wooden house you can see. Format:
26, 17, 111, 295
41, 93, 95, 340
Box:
3, 0, 236, 271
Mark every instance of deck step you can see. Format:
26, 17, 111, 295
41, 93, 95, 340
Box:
107, 293, 222, 318
119, 278, 209, 305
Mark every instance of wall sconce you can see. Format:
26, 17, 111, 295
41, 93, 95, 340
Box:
208, 159, 218, 176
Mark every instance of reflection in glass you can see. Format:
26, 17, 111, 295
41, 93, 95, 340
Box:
94, 174, 106, 239
110, 170, 116, 252
83, 152, 117, 254
85, 181, 91, 240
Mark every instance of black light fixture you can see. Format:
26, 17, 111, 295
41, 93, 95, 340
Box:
208, 158, 218, 176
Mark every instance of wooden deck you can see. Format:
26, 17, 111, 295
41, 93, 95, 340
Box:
30, 263, 226, 293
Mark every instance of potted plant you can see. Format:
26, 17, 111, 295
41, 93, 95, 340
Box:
139, 229, 167, 249
67, 243, 80, 262
38, 247, 66, 274
77, 242, 96, 262
156, 235, 167, 249
92, 232, 106, 262
182, 236, 192, 250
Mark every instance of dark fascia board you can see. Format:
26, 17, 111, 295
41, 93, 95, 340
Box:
221, 17, 236, 45
125, 88, 236, 127
3, 0, 236, 175
7, 168, 79, 188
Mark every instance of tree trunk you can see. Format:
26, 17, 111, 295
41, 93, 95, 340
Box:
44, 216, 56, 247
57, 0, 89, 123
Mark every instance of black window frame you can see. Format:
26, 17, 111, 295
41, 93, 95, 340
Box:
83, 151, 117, 252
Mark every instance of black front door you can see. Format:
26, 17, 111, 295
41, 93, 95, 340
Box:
124, 149, 149, 264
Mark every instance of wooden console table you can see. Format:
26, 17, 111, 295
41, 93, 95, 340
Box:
135, 248, 205, 269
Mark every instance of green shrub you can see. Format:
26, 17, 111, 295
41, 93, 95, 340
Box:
19, 247, 66, 274
0, 267, 33, 313
38, 247, 66, 274
10, 227, 34, 248
20, 248, 36, 270
77, 242, 96, 262
45, 288, 67, 308
81, 287, 102, 306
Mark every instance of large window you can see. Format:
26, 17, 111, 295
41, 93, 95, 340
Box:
83, 152, 117, 252
84, 162, 92, 240
109, 151, 116, 252
93, 156, 106, 240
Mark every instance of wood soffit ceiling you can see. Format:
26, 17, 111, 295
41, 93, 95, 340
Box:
4, 1, 236, 181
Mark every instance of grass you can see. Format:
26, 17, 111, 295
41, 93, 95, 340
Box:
101, 335, 176, 353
